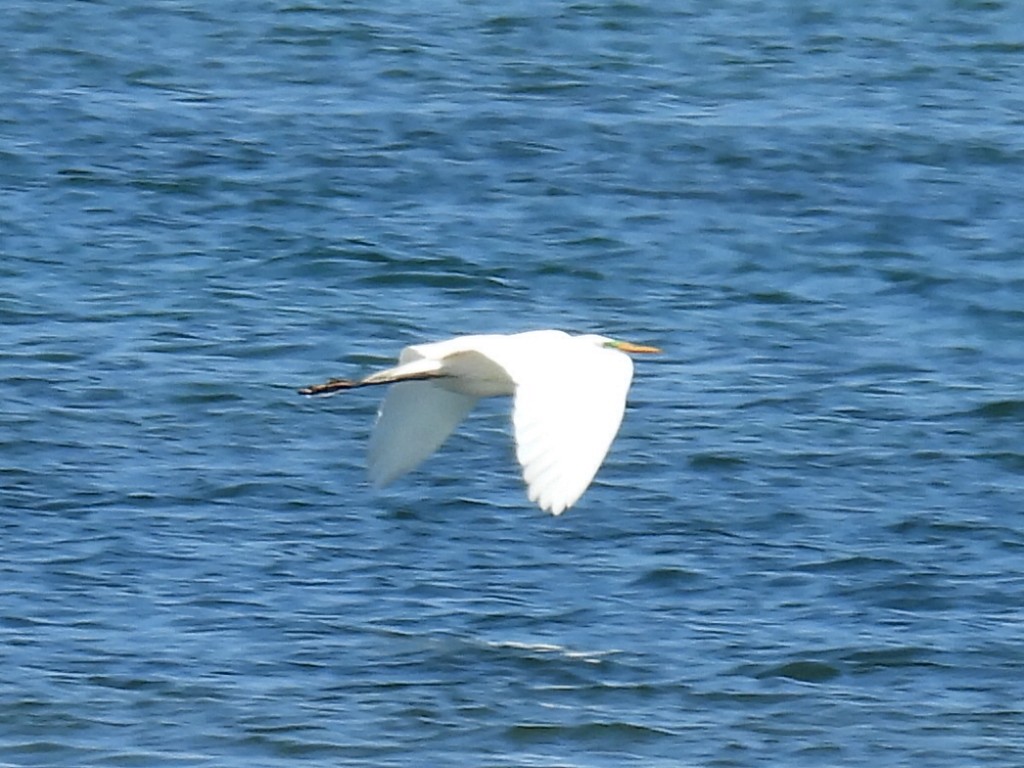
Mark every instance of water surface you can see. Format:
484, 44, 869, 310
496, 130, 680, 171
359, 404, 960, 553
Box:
3, 1, 1024, 765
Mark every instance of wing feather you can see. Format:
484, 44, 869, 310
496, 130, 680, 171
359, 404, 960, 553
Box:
367, 381, 478, 487
509, 343, 634, 515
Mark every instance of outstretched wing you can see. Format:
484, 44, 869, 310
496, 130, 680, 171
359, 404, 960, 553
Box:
509, 343, 634, 515
368, 381, 478, 487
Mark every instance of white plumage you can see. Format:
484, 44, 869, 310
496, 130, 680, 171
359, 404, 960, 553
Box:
299, 330, 659, 515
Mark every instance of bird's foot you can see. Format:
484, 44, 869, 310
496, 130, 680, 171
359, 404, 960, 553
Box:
297, 378, 358, 395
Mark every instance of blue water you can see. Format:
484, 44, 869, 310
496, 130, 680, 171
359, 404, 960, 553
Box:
4, 1, 1024, 765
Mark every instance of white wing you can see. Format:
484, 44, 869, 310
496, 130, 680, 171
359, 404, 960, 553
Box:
368, 381, 478, 487
510, 344, 634, 515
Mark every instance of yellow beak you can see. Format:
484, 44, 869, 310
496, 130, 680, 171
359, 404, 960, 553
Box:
613, 341, 661, 354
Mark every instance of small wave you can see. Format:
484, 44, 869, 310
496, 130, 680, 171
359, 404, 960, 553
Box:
506, 720, 677, 743
755, 660, 842, 683
970, 399, 1024, 421
481, 638, 617, 665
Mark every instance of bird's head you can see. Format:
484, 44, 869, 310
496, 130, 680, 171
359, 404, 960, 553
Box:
582, 334, 661, 354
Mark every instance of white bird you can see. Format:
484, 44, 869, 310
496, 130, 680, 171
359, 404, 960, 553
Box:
299, 330, 660, 515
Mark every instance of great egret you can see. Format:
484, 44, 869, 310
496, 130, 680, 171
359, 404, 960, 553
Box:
298, 330, 660, 515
